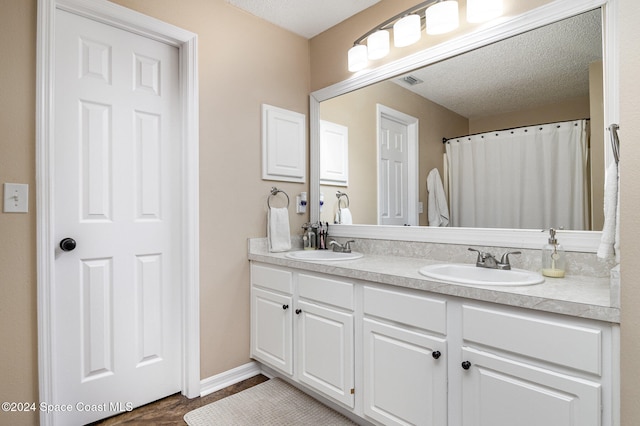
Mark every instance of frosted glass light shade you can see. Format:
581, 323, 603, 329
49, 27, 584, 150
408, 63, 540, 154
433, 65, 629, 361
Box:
347, 44, 368, 72
467, 0, 503, 23
393, 14, 421, 47
367, 30, 390, 60
425, 0, 459, 35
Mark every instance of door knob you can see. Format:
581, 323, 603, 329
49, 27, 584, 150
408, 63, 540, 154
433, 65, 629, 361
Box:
59, 238, 76, 252
295, 309, 302, 315
432, 351, 441, 360
461, 361, 471, 370
282, 304, 289, 310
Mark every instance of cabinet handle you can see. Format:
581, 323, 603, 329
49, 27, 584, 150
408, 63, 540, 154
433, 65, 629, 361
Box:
295, 309, 302, 315
432, 351, 441, 360
461, 361, 471, 370
282, 304, 289, 310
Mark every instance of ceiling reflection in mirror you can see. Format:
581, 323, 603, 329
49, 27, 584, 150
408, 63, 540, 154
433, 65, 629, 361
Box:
319, 8, 603, 231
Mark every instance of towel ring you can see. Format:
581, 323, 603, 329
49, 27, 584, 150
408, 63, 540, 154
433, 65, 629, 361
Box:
336, 191, 349, 209
267, 187, 290, 208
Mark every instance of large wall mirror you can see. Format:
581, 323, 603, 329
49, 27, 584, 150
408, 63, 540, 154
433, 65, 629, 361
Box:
310, 0, 618, 251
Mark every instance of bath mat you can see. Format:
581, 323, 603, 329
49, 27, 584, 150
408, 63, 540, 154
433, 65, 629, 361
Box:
184, 378, 357, 425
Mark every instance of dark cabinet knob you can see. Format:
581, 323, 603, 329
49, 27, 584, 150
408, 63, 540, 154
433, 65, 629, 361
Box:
295, 309, 302, 315
461, 361, 471, 370
282, 304, 289, 310
59, 238, 76, 252
432, 351, 441, 360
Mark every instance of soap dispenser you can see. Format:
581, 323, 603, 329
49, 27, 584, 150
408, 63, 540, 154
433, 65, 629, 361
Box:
542, 228, 565, 278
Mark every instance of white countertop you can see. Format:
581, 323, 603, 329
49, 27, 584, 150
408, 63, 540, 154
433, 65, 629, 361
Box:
248, 245, 619, 323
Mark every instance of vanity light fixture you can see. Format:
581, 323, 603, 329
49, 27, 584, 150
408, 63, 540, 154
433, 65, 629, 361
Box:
347, 0, 503, 72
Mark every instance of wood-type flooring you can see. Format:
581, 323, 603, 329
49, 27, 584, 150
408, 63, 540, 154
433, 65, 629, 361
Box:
89, 374, 269, 425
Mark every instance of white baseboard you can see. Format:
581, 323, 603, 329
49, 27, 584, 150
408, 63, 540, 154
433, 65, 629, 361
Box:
199, 361, 263, 397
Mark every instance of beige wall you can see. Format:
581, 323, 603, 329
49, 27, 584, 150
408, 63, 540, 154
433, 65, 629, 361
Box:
468, 96, 590, 134
319, 81, 467, 226
619, 0, 640, 423
0, 2, 38, 426
0, 1, 309, 424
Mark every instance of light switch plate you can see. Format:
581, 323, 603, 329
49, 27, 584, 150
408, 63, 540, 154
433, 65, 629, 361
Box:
4, 183, 29, 213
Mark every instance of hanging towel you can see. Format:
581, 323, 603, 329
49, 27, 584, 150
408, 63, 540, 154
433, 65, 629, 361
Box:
267, 207, 291, 252
335, 208, 353, 225
427, 168, 450, 227
597, 161, 619, 260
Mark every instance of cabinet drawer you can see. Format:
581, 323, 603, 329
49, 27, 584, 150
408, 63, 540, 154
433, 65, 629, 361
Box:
363, 286, 446, 335
251, 263, 293, 294
298, 273, 353, 310
462, 304, 602, 375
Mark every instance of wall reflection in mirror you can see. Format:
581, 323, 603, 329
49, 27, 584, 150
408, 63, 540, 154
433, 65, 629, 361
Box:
319, 9, 603, 231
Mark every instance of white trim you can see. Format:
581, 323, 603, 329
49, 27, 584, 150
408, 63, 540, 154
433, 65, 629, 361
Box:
310, 0, 618, 253
199, 362, 263, 397
376, 104, 419, 226
36, 1, 200, 425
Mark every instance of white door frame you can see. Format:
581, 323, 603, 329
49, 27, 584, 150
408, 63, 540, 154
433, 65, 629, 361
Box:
36, 1, 200, 424
376, 104, 419, 226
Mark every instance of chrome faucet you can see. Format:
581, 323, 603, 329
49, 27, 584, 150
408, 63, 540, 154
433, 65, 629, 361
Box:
468, 248, 521, 270
329, 239, 355, 253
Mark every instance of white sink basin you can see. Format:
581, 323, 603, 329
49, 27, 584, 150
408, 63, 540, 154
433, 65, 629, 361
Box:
419, 263, 544, 286
285, 250, 363, 261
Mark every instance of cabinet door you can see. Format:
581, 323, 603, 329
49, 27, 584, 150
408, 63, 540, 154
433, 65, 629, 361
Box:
297, 300, 354, 408
363, 319, 447, 426
251, 287, 293, 375
461, 347, 601, 426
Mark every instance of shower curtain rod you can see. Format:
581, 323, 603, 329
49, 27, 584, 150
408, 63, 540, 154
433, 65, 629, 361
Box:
442, 117, 590, 144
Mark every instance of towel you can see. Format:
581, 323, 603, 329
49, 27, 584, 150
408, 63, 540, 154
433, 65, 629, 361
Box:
426, 168, 449, 227
267, 207, 291, 252
335, 208, 353, 225
597, 161, 619, 260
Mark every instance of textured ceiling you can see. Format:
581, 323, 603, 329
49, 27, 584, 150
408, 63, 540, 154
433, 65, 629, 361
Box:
225, 0, 381, 38
393, 9, 603, 119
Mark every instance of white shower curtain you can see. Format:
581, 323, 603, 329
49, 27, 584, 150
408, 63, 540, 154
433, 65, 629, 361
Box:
446, 119, 589, 230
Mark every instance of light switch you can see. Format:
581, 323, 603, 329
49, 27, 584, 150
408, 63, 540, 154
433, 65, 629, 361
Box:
4, 183, 29, 213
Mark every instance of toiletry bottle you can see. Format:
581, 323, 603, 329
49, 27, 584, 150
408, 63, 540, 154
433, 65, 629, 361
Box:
542, 228, 565, 278
303, 224, 314, 250
309, 223, 317, 249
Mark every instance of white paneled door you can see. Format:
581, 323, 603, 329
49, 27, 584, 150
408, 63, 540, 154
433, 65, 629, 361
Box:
52, 9, 181, 424
378, 106, 418, 226
379, 115, 408, 226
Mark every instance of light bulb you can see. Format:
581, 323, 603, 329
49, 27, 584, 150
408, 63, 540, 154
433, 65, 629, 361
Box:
367, 30, 390, 60
347, 44, 368, 72
393, 14, 421, 47
425, 1, 459, 35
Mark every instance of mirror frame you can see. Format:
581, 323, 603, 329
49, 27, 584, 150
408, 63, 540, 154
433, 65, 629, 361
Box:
310, 0, 618, 252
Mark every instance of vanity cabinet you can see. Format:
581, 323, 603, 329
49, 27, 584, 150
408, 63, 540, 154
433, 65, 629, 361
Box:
250, 264, 355, 408
249, 261, 615, 426
458, 303, 606, 426
362, 286, 448, 426
297, 273, 355, 408
250, 264, 294, 375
